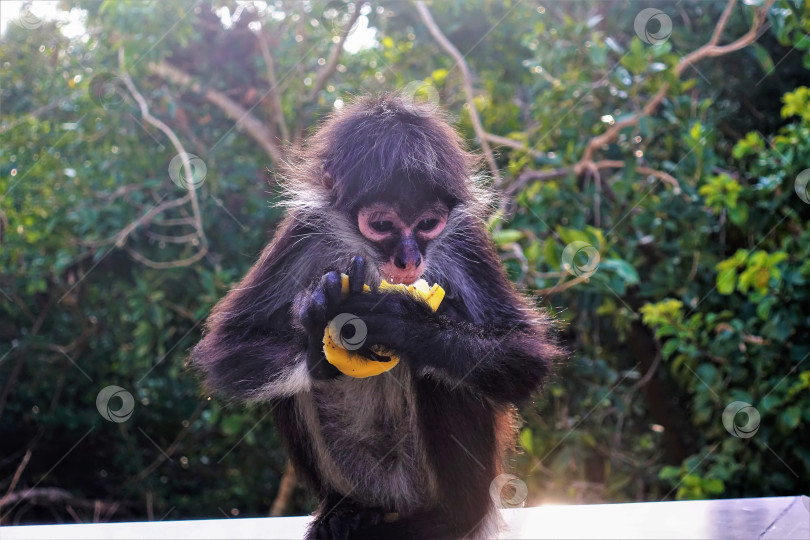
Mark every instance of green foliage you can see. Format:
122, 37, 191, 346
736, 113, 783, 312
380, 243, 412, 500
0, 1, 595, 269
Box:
698, 174, 742, 213
780, 86, 810, 122
640, 299, 684, 340
715, 249, 788, 297
659, 464, 725, 500
1, 0, 809, 524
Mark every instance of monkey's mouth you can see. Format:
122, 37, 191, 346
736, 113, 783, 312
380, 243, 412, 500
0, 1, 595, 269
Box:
383, 271, 422, 285
380, 261, 425, 286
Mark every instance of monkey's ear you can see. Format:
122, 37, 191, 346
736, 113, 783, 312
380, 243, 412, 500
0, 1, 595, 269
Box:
320, 161, 334, 190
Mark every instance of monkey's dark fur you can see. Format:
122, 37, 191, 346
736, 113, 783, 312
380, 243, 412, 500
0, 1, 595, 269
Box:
190, 95, 561, 539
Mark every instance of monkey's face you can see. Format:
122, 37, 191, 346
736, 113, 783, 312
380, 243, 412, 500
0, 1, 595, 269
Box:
357, 200, 448, 285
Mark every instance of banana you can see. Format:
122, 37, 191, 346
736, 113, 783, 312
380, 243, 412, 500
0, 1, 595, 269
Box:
322, 274, 445, 378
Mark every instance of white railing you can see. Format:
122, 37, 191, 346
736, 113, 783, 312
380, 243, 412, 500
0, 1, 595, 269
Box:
2, 496, 807, 539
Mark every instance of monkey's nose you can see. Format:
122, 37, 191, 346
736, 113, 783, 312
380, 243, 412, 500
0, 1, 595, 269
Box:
394, 255, 421, 269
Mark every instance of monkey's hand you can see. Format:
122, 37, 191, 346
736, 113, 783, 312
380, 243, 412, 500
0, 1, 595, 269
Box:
298, 257, 367, 380
336, 289, 439, 359
339, 281, 556, 403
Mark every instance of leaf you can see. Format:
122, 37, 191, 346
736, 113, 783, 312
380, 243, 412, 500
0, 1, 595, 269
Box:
520, 428, 534, 454
658, 465, 681, 481
661, 339, 679, 360
544, 237, 560, 270
492, 229, 523, 246
696, 364, 717, 386
525, 241, 541, 263
431, 68, 448, 84
756, 296, 777, 320
750, 43, 775, 73
717, 267, 738, 295
599, 259, 640, 285
682, 474, 701, 488
781, 406, 801, 430
589, 43, 607, 67
689, 122, 703, 141
680, 79, 697, 92
757, 394, 783, 414
555, 226, 591, 246
728, 203, 748, 225
704, 478, 725, 494
781, 86, 810, 121
621, 38, 648, 74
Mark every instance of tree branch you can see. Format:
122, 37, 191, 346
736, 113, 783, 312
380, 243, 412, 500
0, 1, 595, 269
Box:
677, 0, 771, 67
269, 461, 297, 517
483, 132, 548, 159
124, 245, 207, 269
636, 166, 680, 189
572, 0, 774, 177
3, 450, 31, 499
0, 488, 120, 517
415, 1, 500, 183
533, 272, 592, 297
306, 2, 364, 102
507, 167, 570, 195
119, 48, 209, 269
509, 160, 687, 200
113, 195, 189, 248
148, 60, 284, 163
254, 29, 290, 143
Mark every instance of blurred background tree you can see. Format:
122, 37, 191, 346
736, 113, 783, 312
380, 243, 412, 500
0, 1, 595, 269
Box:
1, 0, 808, 524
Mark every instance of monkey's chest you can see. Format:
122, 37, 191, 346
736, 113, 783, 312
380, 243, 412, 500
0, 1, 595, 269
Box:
305, 365, 436, 512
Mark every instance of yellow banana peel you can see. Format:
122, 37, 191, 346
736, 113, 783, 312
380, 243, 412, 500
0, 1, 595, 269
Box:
322, 274, 445, 378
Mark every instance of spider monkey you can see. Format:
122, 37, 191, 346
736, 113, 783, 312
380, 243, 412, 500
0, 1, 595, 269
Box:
190, 94, 561, 539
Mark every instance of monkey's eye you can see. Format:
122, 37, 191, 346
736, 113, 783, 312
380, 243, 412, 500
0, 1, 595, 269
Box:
416, 218, 439, 232
370, 220, 394, 233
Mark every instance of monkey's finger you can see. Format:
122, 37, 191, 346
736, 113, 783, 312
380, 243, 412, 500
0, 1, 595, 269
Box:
299, 288, 328, 333
347, 256, 366, 295
364, 348, 395, 363
322, 271, 342, 315
307, 334, 341, 380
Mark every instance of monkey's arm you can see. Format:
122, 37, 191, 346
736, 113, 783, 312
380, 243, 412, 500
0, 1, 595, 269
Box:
190, 305, 309, 401
340, 292, 557, 404
415, 315, 555, 404
190, 217, 336, 401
